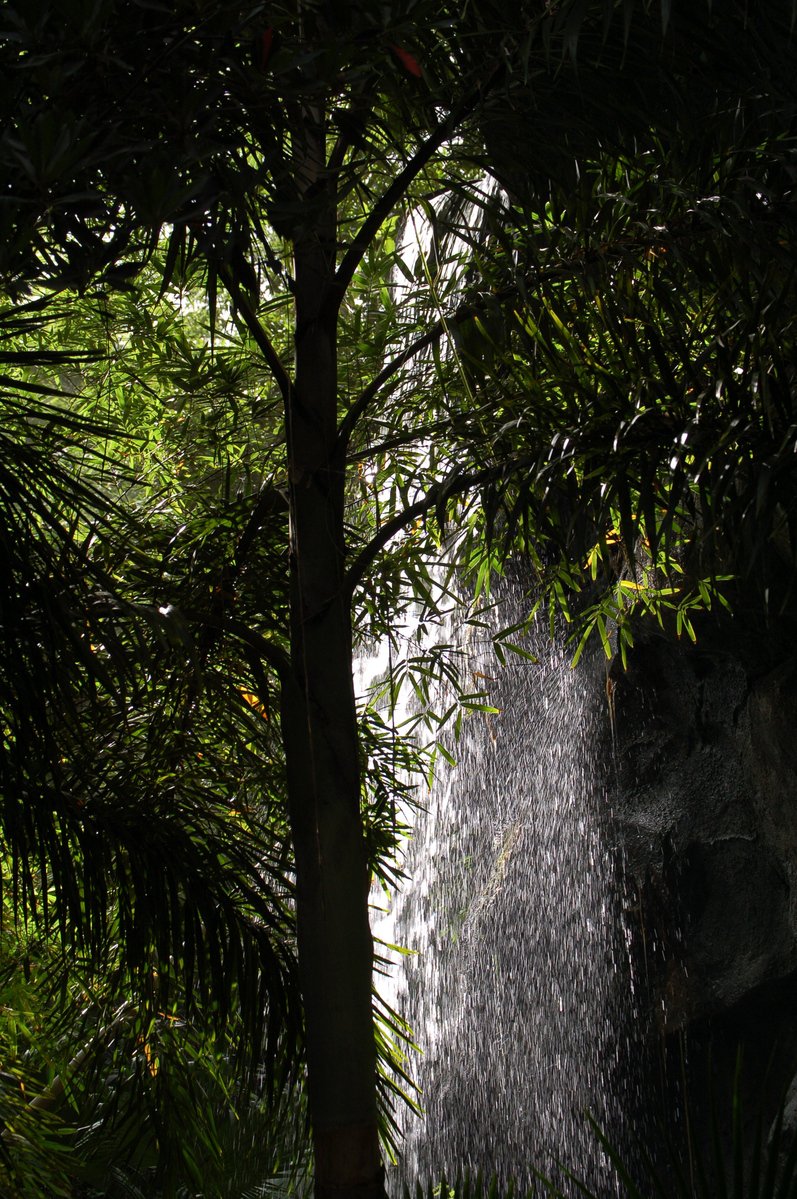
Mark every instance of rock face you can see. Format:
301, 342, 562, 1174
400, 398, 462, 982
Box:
610, 615, 797, 1163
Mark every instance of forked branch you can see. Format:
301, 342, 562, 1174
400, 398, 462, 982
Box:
329, 66, 504, 315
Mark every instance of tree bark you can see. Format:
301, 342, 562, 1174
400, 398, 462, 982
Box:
280, 104, 385, 1199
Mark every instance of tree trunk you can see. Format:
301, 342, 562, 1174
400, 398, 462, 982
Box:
280, 105, 386, 1199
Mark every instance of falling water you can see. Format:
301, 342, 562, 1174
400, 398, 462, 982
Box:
384, 582, 639, 1194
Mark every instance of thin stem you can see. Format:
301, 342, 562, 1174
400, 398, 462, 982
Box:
344, 458, 529, 599
219, 265, 293, 405
347, 419, 458, 462
338, 225, 686, 451
235, 486, 290, 565
338, 315, 453, 452
214, 617, 292, 683
330, 69, 503, 316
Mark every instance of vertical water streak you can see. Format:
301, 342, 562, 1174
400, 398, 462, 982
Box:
389, 587, 635, 1193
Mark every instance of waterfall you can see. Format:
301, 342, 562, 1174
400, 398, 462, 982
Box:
382, 581, 640, 1193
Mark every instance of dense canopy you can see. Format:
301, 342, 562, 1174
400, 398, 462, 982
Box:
0, 2, 796, 1195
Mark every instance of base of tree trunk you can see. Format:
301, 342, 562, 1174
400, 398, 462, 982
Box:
315, 1184, 387, 1199
314, 1123, 387, 1198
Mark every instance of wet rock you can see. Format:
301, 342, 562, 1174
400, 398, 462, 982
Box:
611, 616, 797, 1158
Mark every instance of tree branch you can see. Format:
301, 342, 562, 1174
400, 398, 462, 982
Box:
219, 265, 293, 406
195, 486, 289, 670
343, 457, 530, 600
235, 485, 290, 567
223, 618, 292, 685
337, 224, 689, 451
326, 83, 375, 179
329, 68, 503, 316
347, 419, 457, 462
337, 300, 484, 452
